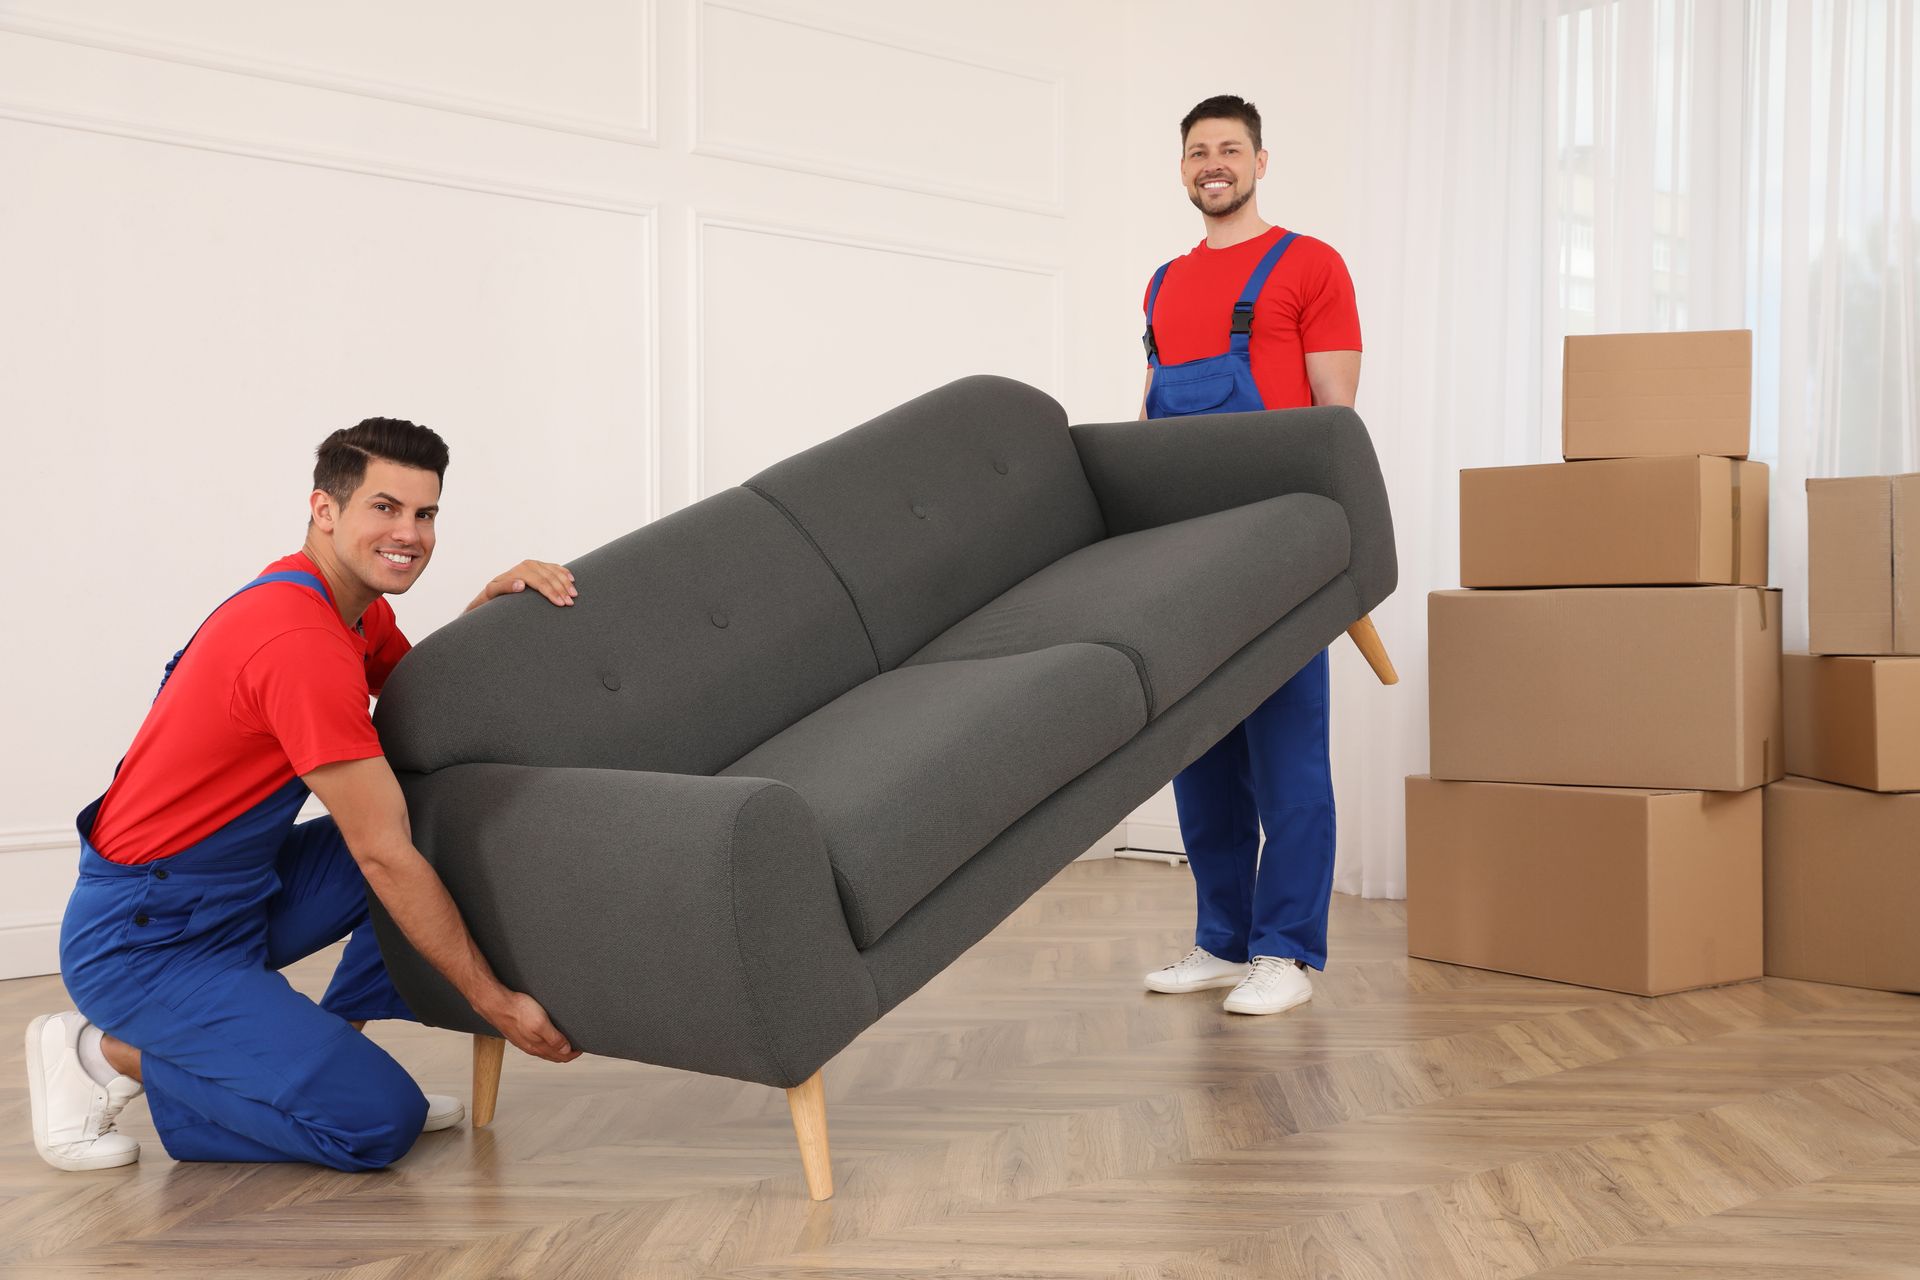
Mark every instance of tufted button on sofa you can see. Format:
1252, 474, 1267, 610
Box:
369, 375, 1398, 1199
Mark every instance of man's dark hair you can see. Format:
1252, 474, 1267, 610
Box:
1180, 94, 1263, 153
312, 417, 450, 504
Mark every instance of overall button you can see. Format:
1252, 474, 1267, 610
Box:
153, 868, 169, 880
133, 914, 150, 927
992, 459, 1009, 475
600, 672, 622, 691
910, 503, 929, 519
710, 611, 730, 629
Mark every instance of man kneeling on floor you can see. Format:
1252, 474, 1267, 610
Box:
27, 418, 582, 1173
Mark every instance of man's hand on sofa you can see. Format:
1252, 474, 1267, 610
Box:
305, 756, 584, 1065
465, 560, 578, 612
474, 987, 582, 1063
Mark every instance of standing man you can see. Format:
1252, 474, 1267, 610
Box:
1138, 95, 1363, 1016
26, 417, 582, 1173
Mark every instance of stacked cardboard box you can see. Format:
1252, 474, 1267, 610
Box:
1806, 474, 1920, 655
1409, 329, 1774, 997
1766, 476, 1920, 993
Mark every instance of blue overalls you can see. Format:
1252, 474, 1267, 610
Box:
58, 570, 428, 1170
1144, 232, 1337, 969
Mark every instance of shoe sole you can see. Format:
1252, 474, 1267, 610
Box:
1221, 990, 1313, 1016
1144, 971, 1249, 994
24, 1014, 139, 1172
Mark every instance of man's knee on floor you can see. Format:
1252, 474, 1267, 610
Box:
309, 1082, 428, 1171
292, 1034, 430, 1171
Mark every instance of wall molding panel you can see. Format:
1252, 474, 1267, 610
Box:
0, 100, 659, 218
688, 211, 1065, 498
638, 204, 666, 526
690, 0, 1066, 216
0, 4, 658, 145
0, 826, 78, 859
1, 0, 1138, 979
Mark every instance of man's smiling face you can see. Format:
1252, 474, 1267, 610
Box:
1181, 117, 1266, 219
311, 458, 439, 600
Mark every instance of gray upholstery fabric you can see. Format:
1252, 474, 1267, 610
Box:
721, 645, 1147, 948
370, 764, 875, 1088
1071, 408, 1398, 618
370, 378, 1398, 1093
746, 375, 1107, 669
905, 494, 1350, 716
375, 488, 876, 777
860, 576, 1359, 1013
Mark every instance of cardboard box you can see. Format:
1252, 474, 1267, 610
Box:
1563, 329, 1751, 460
1460, 456, 1769, 587
1764, 776, 1920, 993
1428, 587, 1783, 791
1782, 653, 1920, 791
1406, 775, 1762, 996
1806, 474, 1920, 654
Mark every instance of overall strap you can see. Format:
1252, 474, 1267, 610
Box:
1141, 261, 1174, 365
1228, 231, 1300, 356
154, 569, 332, 701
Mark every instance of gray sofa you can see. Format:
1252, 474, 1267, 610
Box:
369, 375, 1397, 1197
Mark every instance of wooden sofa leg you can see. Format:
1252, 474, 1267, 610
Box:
473, 1034, 505, 1128
785, 1071, 833, 1200
1346, 614, 1400, 685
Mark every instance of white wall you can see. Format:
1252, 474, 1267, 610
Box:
0, 0, 1364, 978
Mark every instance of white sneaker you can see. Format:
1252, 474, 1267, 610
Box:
422, 1094, 465, 1133
1145, 945, 1251, 994
1222, 956, 1314, 1016
25, 1012, 143, 1171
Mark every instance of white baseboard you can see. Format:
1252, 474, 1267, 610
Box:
1076, 819, 1190, 864
1074, 824, 1128, 861
1, 826, 79, 980
0, 919, 61, 981
1119, 818, 1186, 856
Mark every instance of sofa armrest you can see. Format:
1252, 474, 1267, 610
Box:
1070, 406, 1398, 615
368, 763, 877, 1089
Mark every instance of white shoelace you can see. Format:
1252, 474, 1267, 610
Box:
96, 1086, 133, 1137
1241, 956, 1301, 991
1166, 945, 1221, 975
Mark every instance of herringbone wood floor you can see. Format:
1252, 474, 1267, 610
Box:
4, 858, 1919, 1279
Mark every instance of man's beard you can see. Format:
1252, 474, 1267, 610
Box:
1188, 182, 1254, 218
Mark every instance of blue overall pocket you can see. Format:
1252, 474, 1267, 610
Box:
1152, 369, 1241, 416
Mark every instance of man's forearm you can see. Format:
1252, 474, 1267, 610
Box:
358, 842, 509, 1018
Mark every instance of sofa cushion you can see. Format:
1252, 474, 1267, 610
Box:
376, 487, 877, 776
720, 643, 1146, 948
905, 494, 1351, 716
745, 375, 1107, 670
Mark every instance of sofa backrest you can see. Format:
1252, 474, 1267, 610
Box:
746, 375, 1107, 670
375, 487, 878, 776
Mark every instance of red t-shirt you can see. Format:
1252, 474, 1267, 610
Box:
88, 552, 411, 864
1144, 226, 1362, 410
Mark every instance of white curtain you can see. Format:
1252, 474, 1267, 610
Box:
1334, 0, 1560, 898
1335, 0, 1918, 898
1749, 0, 1920, 644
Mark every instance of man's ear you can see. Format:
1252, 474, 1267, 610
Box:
1255, 149, 1269, 180
309, 488, 338, 532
